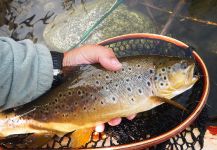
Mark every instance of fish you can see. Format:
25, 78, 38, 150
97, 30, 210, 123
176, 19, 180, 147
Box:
0, 55, 198, 140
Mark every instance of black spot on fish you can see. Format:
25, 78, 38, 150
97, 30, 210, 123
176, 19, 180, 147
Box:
127, 87, 132, 92
101, 101, 104, 105
74, 102, 78, 106
55, 98, 58, 102
160, 83, 164, 86
105, 75, 109, 79
122, 68, 125, 71
138, 76, 141, 79
154, 77, 158, 80
137, 64, 141, 68
83, 106, 86, 110
138, 89, 142, 94
147, 81, 151, 86
98, 74, 101, 77
68, 91, 72, 96
96, 80, 100, 85
126, 78, 130, 82
131, 98, 135, 102
114, 71, 117, 74
164, 76, 167, 80
149, 69, 153, 74
112, 97, 116, 101
162, 68, 166, 72
59, 93, 63, 98
159, 73, 162, 76
128, 67, 132, 71
77, 90, 82, 96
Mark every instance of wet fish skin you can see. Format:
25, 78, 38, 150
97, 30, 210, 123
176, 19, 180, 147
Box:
0, 55, 197, 138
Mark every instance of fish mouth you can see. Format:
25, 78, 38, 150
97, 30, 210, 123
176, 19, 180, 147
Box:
187, 63, 198, 85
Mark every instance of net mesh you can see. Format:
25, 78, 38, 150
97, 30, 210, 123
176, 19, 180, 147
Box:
0, 37, 208, 149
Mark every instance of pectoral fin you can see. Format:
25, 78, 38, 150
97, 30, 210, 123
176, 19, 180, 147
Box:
150, 96, 188, 112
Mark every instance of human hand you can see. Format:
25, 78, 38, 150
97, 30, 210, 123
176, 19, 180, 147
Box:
63, 44, 122, 70
63, 45, 136, 132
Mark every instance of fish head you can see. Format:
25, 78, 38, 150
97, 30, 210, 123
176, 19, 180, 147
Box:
154, 58, 198, 99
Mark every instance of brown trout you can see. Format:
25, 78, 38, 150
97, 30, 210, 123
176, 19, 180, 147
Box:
0, 55, 198, 138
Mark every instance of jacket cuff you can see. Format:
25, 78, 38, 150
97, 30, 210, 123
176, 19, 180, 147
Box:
50, 51, 64, 69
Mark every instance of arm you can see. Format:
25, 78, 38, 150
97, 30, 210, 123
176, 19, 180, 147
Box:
0, 37, 53, 111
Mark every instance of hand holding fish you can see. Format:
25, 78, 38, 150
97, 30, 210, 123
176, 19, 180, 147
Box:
63, 45, 136, 132
63, 45, 122, 70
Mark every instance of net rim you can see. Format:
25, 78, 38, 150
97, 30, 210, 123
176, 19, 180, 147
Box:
91, 33, 210, 150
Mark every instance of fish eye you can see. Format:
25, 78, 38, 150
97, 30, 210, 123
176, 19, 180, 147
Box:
181, 61, 188, 69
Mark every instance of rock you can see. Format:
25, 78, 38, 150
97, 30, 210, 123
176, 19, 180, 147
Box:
43, 0, 156, 52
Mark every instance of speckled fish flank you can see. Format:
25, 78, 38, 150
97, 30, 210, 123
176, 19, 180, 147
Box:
0, 55, 198, 138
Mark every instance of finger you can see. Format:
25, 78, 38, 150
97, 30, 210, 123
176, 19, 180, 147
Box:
99, 56, 122, 71
126, 114, 136, 120
95, 45, 122, 71
63, 45, 122, 71
108, 118, 122, 126
95, 123, 105, 133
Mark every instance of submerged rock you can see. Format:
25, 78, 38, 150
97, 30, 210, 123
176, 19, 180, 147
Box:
43, 0, 156, 52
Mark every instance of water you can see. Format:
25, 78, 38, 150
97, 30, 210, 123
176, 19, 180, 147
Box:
0, 0, 217, 118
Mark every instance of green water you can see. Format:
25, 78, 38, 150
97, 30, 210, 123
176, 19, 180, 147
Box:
0, 0, 217, 119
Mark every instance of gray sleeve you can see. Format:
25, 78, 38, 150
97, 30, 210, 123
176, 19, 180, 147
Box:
0, 37, 53, 111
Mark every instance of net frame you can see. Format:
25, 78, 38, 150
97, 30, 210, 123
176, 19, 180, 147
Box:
0, 33, 209, 149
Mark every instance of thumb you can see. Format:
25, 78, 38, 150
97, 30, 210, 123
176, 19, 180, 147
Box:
98, 52, 122, 71
87, 45, 122, 71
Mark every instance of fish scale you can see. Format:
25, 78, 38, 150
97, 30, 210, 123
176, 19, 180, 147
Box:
0, 55, 197, 138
